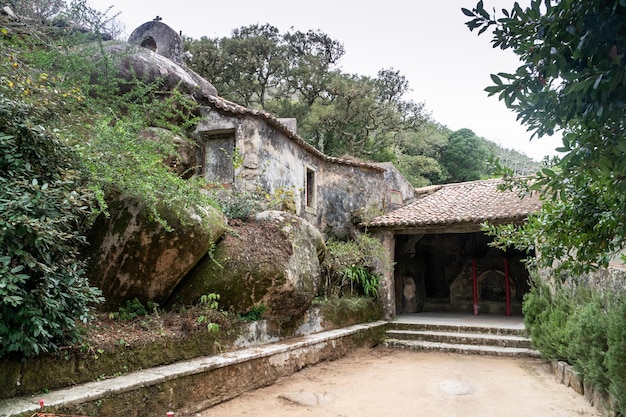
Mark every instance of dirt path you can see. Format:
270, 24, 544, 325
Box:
200, 348, 599, 417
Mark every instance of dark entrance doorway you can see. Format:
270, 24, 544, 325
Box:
394, 232, 531, 315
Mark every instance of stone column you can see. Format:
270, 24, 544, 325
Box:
375, 230, 396, 319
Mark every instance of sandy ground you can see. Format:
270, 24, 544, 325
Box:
200, 347, 600, 417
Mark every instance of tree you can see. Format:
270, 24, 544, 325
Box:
482, 140, 540, 177
2, 0, 65, 23
184, 36, 226, 91
439, 128, 491, 183
301, 69, 428, 159
184, 24, 289, 108
464, 0, 626, 275
2, 0, 123, 38
283, 28, 345, 106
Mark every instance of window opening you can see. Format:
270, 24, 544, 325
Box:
305, 167, 316, 209
140, 37, 157, 52
204, 133, 236, 184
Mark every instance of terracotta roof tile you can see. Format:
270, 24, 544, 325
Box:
368, 178, 541, 229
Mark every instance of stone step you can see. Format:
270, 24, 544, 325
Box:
384, 338, 541, 358
388, 322, 526, 337
386, 329, 532, 349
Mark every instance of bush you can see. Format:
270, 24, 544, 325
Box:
566, 292, 609, 392
522, 277, 572, 361
211, 188, 262, 220
0, 96, 102, 357
607, 299, 626, 415
523, 274, 626, 413
322, 233, 390, 298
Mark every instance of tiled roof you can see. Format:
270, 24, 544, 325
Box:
204, 94, 386, 172
367, 178, 541, 230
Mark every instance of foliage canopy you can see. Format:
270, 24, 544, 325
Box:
465, 0, 626, 275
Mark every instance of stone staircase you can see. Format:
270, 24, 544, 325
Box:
384, 320, 540, 358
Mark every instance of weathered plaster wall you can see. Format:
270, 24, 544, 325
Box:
195, 109, 416, 236
315, 161, 415, 238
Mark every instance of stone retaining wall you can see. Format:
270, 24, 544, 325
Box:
3, 322, 387, 417
551, 360, 617, 417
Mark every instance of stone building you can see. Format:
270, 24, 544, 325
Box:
193, 97, 416, 237
126, 19, 417, 238
128, 18, 184, 65
368, 179, 541, 319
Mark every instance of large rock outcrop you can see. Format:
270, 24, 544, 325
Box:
95, 42, 218, 100
169, 211, 326, 325
85, 194, 227, 310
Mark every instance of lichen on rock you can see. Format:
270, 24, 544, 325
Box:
169, 211, 325, 326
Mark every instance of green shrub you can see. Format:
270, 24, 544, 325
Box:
322, 233, 390, 298
109, 298, 158, 322
522, 278, 573, 361
524, 273, 626, 413
0, 96, 102, 357
342, 265, 381, 298
211, 188, 262, 220
607, 298, 626, 415
240, 304, 267, 321
566, 292, 609, 392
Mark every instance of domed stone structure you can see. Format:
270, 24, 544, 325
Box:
128, 19, 183, 65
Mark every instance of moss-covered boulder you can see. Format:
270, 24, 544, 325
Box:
85, 195, 227, 310
169, 211, 325, 325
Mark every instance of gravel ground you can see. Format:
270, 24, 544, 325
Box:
200, 347, 600, 417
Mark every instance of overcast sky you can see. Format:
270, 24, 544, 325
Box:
87, 0, 562, 161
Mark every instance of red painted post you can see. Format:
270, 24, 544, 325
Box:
38, 399, 44, 410
472, 258, 478, 316
504, 258, 511, 316
166, 412, 174, 417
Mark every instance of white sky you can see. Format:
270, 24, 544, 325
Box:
87, 0, 563, 161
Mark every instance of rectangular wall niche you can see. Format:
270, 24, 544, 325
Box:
204, 133, 235, 184
305, 166, 317, 211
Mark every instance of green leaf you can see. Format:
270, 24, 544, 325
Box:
476, 0, 490, 19
461, 7, 475, 17
490, 74, 503, 85
593, 74, 603, 90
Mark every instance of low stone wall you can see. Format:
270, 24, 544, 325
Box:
0, 326, 233, 399
0, 302, 382, 400
551, 361, 617, 417
3, 321, 387, 417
